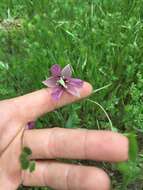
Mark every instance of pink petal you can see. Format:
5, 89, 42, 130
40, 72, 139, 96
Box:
51, 87, 64, 100
61, 64, 72, 77
69, 78, 83, 88
66, 85, 80, 97
42, 77, 58, 87
51, 64, 61, 76
27, 121, 35, 129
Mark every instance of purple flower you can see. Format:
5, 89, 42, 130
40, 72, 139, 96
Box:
27, 121, 35, 129
42, 64, 83, 100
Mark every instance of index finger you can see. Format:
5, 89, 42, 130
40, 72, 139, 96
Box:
11, 82, 92, 122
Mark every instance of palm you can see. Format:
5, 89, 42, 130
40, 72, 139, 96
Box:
0, 83, 128, 190
0, 127, 23, 189
0, 98, 28, 189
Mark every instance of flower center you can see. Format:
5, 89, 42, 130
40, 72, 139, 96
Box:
57, 77, 67, 88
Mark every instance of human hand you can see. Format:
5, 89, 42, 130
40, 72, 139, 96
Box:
0, 82, 128, 190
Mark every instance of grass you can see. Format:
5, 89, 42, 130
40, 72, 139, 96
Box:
0, 0, 143, 189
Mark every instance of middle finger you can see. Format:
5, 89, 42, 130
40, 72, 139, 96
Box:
23, 127, 128, 162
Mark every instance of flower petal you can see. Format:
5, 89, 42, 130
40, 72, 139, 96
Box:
51, 87, 64, 100
27, 121, 35, 129
51, 64, 61, 76
66, 85, 80, 97
42, 77, 58, 87
69, 78, 83, 88
61, 64, 72, 77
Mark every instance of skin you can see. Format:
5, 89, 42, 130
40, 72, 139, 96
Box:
0, 82, 128, 190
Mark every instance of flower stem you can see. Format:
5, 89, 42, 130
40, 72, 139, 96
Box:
92, 83, 112, 94
87, 99, 116, 131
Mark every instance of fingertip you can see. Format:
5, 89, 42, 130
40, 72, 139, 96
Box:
94, 168, 111, 190
121, 135, 129, 161
81, 82, 93, 97
110, 132, 129, 162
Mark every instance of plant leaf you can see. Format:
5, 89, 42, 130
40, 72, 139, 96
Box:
65, 112, 80, 128
23, 147, 32, 156
20, 152, 30, 170
128, 133, 138, 161
29, 161, 36, 172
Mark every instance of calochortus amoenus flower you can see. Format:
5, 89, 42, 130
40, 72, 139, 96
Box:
42, 64, 83, 100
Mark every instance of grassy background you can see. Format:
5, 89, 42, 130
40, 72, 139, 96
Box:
0, 0, 143, 189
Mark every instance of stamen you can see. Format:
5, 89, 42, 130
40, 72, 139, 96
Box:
57, 77, 67, 88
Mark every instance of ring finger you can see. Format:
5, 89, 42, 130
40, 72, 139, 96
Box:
22, 161, 110, 190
